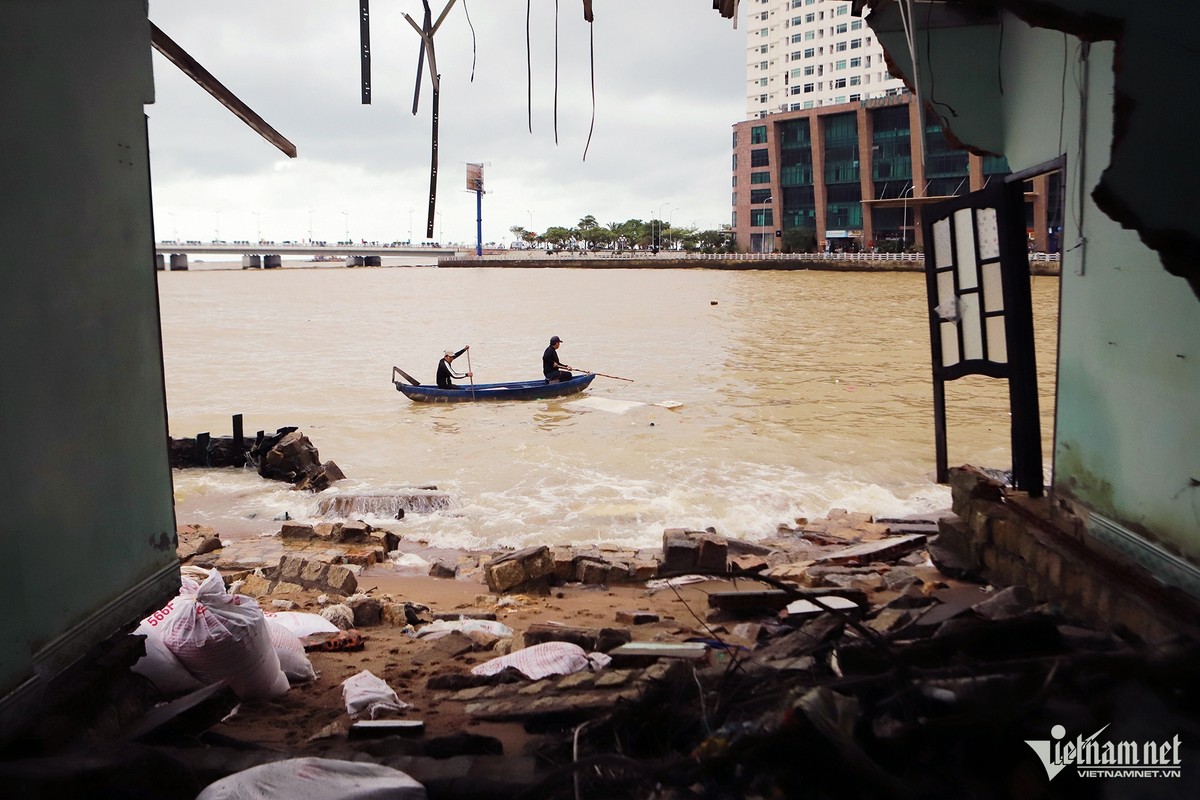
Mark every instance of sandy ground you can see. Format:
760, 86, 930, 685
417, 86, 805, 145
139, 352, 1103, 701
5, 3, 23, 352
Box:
210, 569, 752, 759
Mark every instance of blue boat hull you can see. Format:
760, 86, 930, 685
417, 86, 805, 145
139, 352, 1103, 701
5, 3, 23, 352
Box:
394, 373, 596, 403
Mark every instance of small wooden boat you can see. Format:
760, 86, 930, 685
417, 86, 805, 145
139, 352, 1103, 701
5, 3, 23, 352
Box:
392, 366, 596, 403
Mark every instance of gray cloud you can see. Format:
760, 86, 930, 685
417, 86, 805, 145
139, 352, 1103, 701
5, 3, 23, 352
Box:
148, 0, 744, 244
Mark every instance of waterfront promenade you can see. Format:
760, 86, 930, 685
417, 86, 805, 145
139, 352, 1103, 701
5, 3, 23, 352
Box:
439, 250, 1062, 275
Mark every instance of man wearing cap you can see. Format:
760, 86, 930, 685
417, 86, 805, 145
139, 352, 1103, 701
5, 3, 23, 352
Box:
542, 336, 573, 382
437, 345, 472, 389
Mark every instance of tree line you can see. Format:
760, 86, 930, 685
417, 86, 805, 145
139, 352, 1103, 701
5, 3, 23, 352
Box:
509, 215, 735, 253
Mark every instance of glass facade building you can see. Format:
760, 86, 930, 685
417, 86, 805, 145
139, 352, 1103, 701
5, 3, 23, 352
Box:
730, 93, 1062, 254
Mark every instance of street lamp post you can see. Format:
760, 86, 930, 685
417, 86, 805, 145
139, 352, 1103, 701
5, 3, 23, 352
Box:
657, 202, 671, 251
667, 209, 677, 250
342, 210, 350, 242
168, 211, 177, 241
214, 209, 222, 242
437, 211, 443, 243
308, 209, 315, 243
408, 207, 414, 243
252, 211, 261, 243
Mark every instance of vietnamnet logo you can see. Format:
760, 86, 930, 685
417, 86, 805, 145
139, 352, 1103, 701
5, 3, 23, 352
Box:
1026, 724, 1182, 780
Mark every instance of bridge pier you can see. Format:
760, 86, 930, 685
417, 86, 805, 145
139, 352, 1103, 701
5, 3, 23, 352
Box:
155, 254, 164, 271
241, 254, 262, 269
364, 255, 381, 267
344, 255, 365, 267
169, 253, 188, 271
263, 254, 282, 269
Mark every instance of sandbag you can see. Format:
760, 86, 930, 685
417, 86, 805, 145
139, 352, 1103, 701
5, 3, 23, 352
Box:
341, 670, 411, 719
196, 757, 425, 800
263, 610, 341, 638
267, 621, 317, 683
130, 577, 204, 694
470, 641, 611, 680
162, 569, 289, 700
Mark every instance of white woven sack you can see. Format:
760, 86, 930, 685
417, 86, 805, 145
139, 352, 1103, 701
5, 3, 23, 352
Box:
267, 620, 317, 683
263, 610, 340, 638
470, 641, 610, 680
196, 757, 426, 800
162, 569, 289, 699
130, 578, 205, 694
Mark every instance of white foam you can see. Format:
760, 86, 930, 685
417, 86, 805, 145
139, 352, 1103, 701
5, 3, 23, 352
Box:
565, 397, 648, 414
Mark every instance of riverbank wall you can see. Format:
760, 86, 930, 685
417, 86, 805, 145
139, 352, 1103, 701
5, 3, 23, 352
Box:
438, 253, 1062, 276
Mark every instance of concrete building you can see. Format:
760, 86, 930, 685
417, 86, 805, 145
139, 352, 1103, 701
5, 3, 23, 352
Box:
743, 0, 906, 118
735, 2, 1063, 255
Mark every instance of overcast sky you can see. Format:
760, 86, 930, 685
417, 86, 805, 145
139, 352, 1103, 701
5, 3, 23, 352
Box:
147, 0, 745, 246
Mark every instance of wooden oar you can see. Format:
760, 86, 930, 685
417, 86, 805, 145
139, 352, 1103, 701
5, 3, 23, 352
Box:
392, 365, 421, 386
576, 369, 633, 382
466, 347, 476, 400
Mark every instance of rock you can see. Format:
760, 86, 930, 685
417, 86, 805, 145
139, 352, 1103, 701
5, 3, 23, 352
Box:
813, 534, 928, 566
297, 460, 346, 492
615, 610, 660, 625
662, 529, 700, 573
695, 534, 729, 571
325, 564, 359, 595
334, 520, 371, 543
258, 430, 321, 484
321, 604, 355, 630
576, 558, 611, 585
484, 546, 555, 594
195, 536, 223, 555
279, 523, 316, 540
429, 560, 457, 579
347, 596, 384, 627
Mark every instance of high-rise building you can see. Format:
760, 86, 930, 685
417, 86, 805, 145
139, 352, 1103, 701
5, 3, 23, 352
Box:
744, 0, 905, 119
732, 2, 1061, 255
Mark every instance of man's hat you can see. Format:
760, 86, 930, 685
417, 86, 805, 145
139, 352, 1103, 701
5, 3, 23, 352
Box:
550, 336, 562, 344
444, 349, 455, 357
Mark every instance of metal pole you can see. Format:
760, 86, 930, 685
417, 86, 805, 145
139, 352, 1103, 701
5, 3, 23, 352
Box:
476, 189, 483, 256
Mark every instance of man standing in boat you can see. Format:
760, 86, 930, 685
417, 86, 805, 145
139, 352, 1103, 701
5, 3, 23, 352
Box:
542, 336, 574, 382
437, 345, 472, 389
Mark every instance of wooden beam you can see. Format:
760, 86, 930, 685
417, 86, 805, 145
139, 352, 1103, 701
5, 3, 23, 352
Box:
150, 23, 297, 158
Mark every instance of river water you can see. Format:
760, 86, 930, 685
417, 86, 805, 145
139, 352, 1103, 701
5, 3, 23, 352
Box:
159, 259, 1060, 551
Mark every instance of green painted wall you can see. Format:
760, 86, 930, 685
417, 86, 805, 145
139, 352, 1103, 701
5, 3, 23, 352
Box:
879, 16, 1200, 559
0, 0, 179, 722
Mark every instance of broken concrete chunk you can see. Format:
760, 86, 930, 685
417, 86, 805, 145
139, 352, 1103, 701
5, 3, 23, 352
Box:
783, 595, 862, 620
485, 546, 555, 594
814, 534, 927, 566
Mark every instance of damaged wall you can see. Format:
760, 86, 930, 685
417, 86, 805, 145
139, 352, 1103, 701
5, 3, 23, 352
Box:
0, 0, 180, 738
867, 6, 1200, 571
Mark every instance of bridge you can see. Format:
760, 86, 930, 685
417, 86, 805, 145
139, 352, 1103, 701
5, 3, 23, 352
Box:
155, 241, 462, 270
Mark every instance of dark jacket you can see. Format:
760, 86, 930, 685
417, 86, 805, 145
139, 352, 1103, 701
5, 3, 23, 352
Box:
437, 347, 469, 389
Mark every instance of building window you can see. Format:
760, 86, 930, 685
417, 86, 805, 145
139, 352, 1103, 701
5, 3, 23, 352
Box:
804, 83, 815, 93
759, 94, 768, 103
759, 77, 769, 87
759, 60, 768, 70
790, 33, 802, 43
832, 78, 846, 89
850, 75, 861, 86
791, 52, 803, 61
732, 175, 737, 186
804, 47, 815, 58
759, 28, 769, 37
732, 153, 737, 170
805, 13, 815, 23
751, 125, 767, 144
751, 148, 770, 167
804, 65, 815, 76
750, 188, 773, 204
750, 209, 774, 227
837, 4, 849, 16
751, 171, 771, 184
803, 100, 814, 109
851, 19, 863, 30
850, 38, 862, 49
835, 22, 848, 34
805, 30, 816, 41
760, 44, 769, 53
849, 93, 861, 102
850, 56, 861, 68
835, 41, 847, 52
835, 59, 846, 70
732, 192, 738, 206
